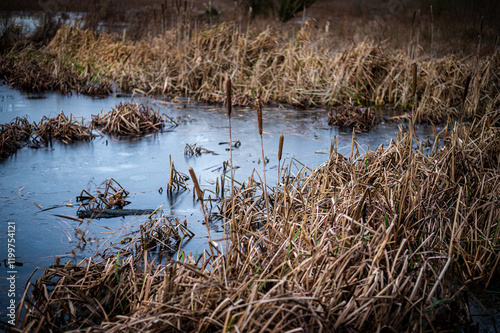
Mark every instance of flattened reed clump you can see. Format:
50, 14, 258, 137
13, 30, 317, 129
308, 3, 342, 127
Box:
328, 104, 376, 132
0, 116, 35, 158
36, 111, 97, 143
92, 102, 174, 136
77, 178, 131, 213
0, 112, 98, 159
18, 113, 500, 331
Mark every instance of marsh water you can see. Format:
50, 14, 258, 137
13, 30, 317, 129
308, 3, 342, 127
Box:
0, 82, 439, 321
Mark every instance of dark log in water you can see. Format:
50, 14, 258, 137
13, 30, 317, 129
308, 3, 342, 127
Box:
77, 208, 155, 219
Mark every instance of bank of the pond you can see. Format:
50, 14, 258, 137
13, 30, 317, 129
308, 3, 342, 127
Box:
1, 22, 499, 124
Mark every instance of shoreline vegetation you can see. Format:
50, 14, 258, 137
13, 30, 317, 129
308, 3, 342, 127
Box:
0, 22, 498, 123
1, 1, 499, 124
1, 0, 500, 331
11, 112, 500, 332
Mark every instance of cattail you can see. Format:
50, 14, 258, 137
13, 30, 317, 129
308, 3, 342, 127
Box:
411, 62, 417, 98
188, 167, 203, 202
278, 134, 284, 162
462, 75, 471, 109
256, 95, 263, 135
255, 92, 270, 225
226, 76, 232, 117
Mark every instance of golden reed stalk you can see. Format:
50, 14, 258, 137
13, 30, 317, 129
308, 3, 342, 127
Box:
188, 167, 213, 252
256, 95, 270, 224
227, 75, 236, 240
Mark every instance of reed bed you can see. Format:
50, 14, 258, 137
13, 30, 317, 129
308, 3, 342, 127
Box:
16, 111, 500, 331
328, 104, 376, 132
0, 116, 35, 158
0, 112, 96, 158
3, 21, 498, 122
3, 23, 492, 123
0, 56, 74, 94
36, 111, 97, 143
92, 102, 175, 136
0, 54, 110, 97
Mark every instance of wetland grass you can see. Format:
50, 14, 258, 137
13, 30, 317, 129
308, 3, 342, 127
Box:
92, 102, 176, 137
3, 20, 498, 123
0, 112, 97, 159
4, 7, 500, 331
17, 110, 500, 332
328, 103, 376, 132
0, 116, 35, 158
36, 111, 97, 143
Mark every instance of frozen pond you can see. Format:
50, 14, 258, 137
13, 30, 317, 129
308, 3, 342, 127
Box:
0, 82, 435, 317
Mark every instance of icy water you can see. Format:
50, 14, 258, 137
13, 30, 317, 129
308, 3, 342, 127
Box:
0, 83, 438, 323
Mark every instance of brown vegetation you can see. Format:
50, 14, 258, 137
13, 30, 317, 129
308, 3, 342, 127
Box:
0, 116, 34, 158
0, 112, 96, 158
76, 178, 131, 213
92, 102, 176, 136
1, 21, 493, 123
2, 2, 500, 330
36, 112, 97, 143
1, 0, 499, 122
328, 104, 376, 132
15, 110, 500, 331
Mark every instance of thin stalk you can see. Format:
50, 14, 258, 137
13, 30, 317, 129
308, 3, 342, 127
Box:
227, 76, 236, 241
188, 167, 213, 253
256, 95, 270, 225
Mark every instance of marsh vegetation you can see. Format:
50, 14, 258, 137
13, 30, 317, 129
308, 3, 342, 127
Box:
1, 0, 499, 331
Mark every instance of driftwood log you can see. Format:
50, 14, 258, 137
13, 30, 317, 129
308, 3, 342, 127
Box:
77, 209, 155, 219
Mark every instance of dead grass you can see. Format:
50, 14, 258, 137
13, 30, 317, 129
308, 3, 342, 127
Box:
36, 111, 97, 143
328, 103, 376, 132
0, 112, 97, 158
26, 22, 496, 123
0, 56, 73, 93
15, 110, 500, 332
1, 3, 498, 123
92, 102, 176, 136
0, 116, 34, 158
76, 178, 131, 212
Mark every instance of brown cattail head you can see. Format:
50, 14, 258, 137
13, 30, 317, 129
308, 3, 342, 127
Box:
256, 95, 263, 135
226, 76, 232, 117
411, 63, 417, 98
278, 134, 284, 161
188, 167, 203, 202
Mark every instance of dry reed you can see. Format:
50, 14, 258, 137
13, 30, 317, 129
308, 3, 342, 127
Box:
36, 111, 97, 143
76, 178, 131, 214
183, 142, 215, 156
166, 155, 189, 193
92, 102, 175, 136
3, 22, 497, 123
17, 112, 500, 333
328, 103, 376, 132
0, 116, 35, 158
1, 112, 98, 159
